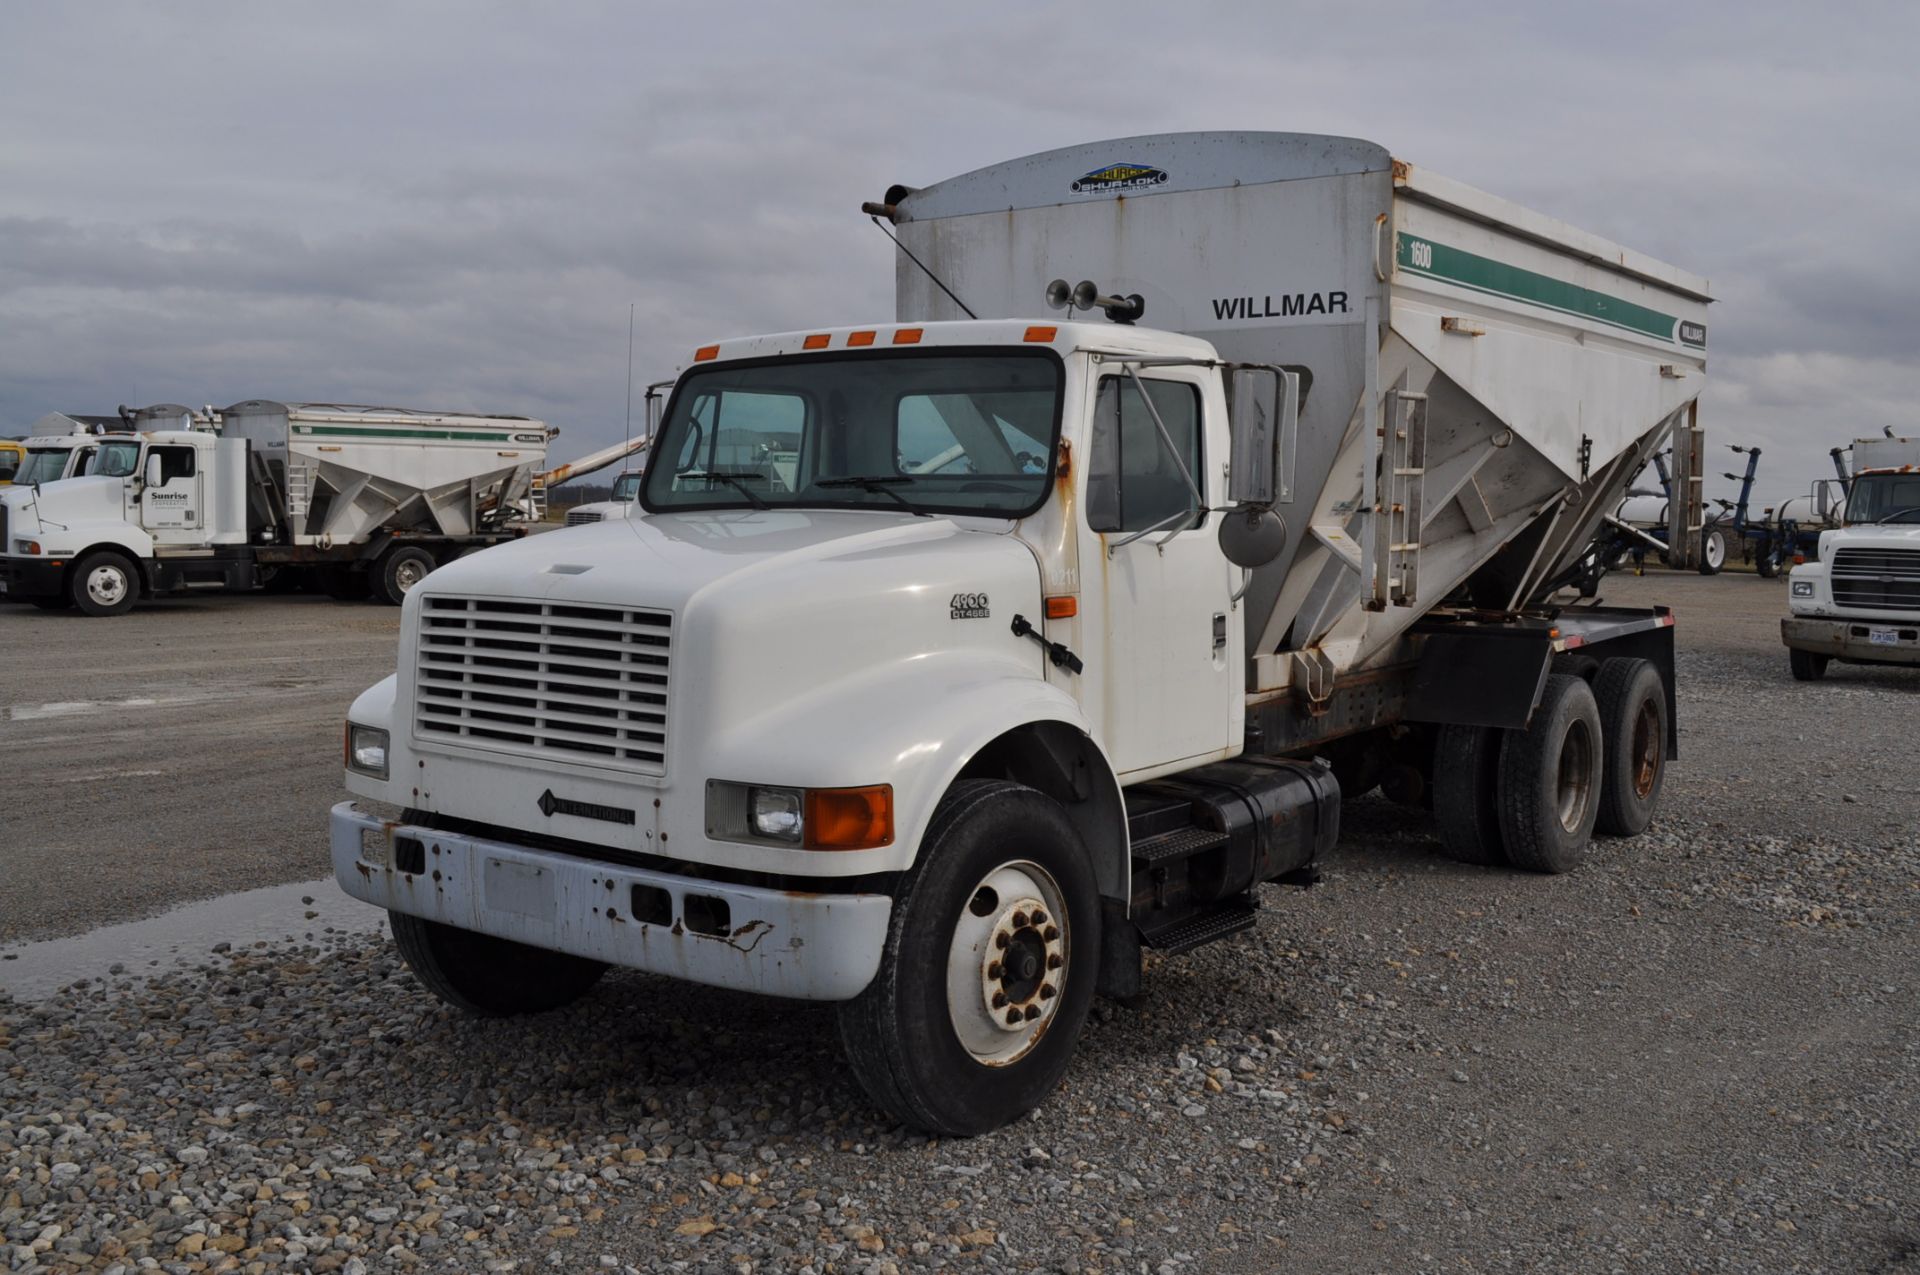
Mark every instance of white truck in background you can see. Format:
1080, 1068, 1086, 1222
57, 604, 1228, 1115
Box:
562, 470, 644, 526
0, 402, 560, 614
332, 132, 1708, 1134
1783, 434, 1920, 678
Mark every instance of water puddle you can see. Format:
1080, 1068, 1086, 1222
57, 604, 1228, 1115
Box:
0, 878, 386, 1001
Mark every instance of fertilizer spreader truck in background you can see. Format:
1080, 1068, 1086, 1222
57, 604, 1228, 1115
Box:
1783, 434, 1920, 678
1, 402, 569, 614
332, 132, 1709, 1134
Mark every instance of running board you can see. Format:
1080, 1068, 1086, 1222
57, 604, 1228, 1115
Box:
1140, 896, 1260, 955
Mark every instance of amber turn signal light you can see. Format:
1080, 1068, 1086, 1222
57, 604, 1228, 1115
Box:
804, 785, 894, 850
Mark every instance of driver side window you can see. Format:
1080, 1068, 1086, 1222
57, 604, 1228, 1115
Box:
1086, 377, 1203, 534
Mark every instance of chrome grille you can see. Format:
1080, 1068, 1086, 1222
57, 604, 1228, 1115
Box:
414, 596, 671, 774
1830, 547, 1920, 612
565, 509, 604, 526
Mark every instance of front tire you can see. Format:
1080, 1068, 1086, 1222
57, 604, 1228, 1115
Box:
389, 912, 607, 1016
1592, 658, 1666, 837
1497, 674, 1603, 874
69, 551, 139, 617
1788, 647, 1829, 681
837, 779, 1100, 1136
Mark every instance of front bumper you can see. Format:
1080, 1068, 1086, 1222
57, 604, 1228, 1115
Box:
0, 556, 64, 599
331, 802, 892, 1000
1781, 616, 1920, 665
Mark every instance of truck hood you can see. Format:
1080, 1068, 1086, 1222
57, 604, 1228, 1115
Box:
1819, 525, 1920, 557
0, 474, 126, 535
424, 508, 1028, 610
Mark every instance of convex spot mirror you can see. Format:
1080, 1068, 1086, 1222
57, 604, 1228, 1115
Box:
1227, 367, 1302, 506
1218, 505, 1289, 568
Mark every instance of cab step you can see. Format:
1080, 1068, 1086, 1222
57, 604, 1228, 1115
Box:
1131, 826, 1229, 866
1140, 896, 1260, 955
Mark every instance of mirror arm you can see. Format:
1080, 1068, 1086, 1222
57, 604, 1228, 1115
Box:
1108, 504, 1200, 555
1123, 362, 1206, 513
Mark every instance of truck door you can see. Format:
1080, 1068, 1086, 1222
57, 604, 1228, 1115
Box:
1085, 370, 1239, 775
139, 444, 205, 544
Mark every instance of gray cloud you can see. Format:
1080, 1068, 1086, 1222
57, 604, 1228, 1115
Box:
2, 0, 1915, 506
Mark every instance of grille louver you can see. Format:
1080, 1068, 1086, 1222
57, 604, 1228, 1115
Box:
565, 509, 604, 526
1830, 547, 1920, 613
414, 596, 671, 774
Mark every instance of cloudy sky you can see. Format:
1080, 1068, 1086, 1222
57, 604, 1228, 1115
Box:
3, 1, 1913, 506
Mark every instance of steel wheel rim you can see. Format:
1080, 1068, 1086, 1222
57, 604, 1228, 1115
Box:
1630, 699, 1661, 799
86, 565, 128, 607
394, 558, 428, 592
1556, 719, 1595, 832
1705, 535, 1725, 569
946, 860, 1069, 1066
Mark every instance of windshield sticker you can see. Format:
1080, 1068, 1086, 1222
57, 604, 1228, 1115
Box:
1071, 163, 1169, 195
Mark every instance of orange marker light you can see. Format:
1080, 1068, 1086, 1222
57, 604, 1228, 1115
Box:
803, 333, 831, 350
1045, 595, 1078, 619
1024, 325, 1058, 343
804, 785, 894, 850
694, 345, 719, 362
847, 330, 876, 347
892, 328, 923, 345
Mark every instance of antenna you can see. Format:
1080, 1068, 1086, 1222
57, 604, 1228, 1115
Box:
865, 211, 978, 320
624, 303, 635, 458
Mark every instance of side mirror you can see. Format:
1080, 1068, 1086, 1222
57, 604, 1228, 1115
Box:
1227, 367, 1301, 506
143, 453, 164, 487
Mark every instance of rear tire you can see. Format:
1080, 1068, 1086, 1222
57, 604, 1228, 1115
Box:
1592, 658, 1666, 837
374, 545, 436, 606
389, 912, 607, 1016
68, 551, 139, 617
1431, 723, 1506, 866
837, 779, 1099, 1136
1698, 528, 1726, 575
1497, 674, 1603, 874
1756, 548, 1781, 579
1788, 647, 1829, 681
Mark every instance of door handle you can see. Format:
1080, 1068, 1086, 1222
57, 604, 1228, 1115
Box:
1212, 612, 1228, 651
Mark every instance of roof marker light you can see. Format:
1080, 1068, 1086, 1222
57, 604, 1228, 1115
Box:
1024, 325, 1058, 342
694, 345, 719, 362
848, 330, 876, 347
803, 333, 831, 350
892, 328, 923, 345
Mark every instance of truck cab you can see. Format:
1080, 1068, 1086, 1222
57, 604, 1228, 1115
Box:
1783, 437, 1920, 678
561, 470, 644, 526
0, 441, 21, 485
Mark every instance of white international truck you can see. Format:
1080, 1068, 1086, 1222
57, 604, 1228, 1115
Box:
332, 132, 1709, 1134
1782, 434, 1920, 678
0, 402, 559, 614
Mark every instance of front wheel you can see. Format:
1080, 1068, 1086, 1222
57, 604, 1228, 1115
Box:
69, 551, 139, 617
837, 779, 1100, 1136
389, 912, 607, 1016
1788, 647, 1829, 681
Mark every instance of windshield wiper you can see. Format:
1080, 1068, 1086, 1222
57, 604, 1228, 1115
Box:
690, 470, 770, 510
815, 474, 931, 517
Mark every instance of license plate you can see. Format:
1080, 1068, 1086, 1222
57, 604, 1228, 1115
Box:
1869, 627, 1900, 646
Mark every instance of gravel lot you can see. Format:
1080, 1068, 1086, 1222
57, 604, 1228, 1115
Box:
3, 572, 1916, 1273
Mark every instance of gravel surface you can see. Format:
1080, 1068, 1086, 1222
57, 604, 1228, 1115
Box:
4, 572, 1916, 1272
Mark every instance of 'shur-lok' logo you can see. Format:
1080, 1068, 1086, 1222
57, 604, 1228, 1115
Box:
950, 592, 991, 620
1071, 162, 1170, 194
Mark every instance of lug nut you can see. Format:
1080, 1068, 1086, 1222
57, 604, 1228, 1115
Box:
1006, 1009, 1022, 1026
1024, 1005, 1041, 1020
1044, 925, 1060, 941
995, 933, 1010, 949
1039, 983, 1056, 1000
987, 961, 1003, 979
1012, 911, 1029, 927
992, 991, 1007, 1008
1031, 909, 1048, 926
1047, 953, 1063, 970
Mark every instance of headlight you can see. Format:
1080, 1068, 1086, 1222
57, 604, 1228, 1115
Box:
14, 540, 39, 555
1791, 580, 1814, 597
706, 780, 893, 849
345, 723, 390, 779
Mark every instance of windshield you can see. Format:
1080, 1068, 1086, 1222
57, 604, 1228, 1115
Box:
16, 449, 70, 485
642, 351, 1062, 518
612, 472, 642, 502
1845, 473, 1920, 525
92, 441, 142, 478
